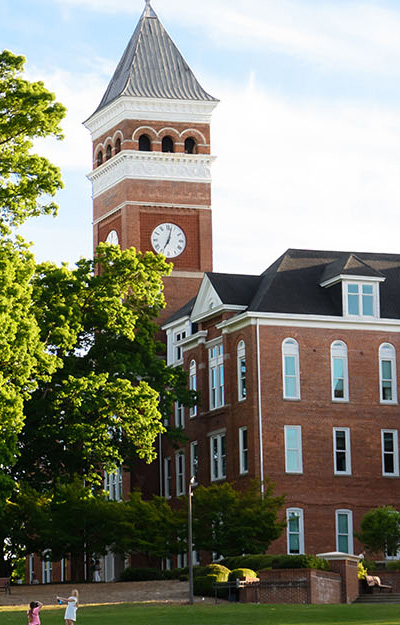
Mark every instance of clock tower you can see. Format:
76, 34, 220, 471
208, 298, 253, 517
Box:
84, 1, 218, 321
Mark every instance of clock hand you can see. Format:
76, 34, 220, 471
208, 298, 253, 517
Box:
162, 228, 173, 252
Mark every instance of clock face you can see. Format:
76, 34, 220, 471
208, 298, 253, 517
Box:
105, 229, 119, 245
151, 223, 186, 258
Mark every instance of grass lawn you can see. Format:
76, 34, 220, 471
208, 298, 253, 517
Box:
2, 602, 400, 625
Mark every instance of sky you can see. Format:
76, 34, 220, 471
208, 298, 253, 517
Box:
2, 0, 400, 275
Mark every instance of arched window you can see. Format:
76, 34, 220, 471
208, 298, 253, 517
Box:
139, 134, 151, 151
379, 343, 397, 403
106, 144, 112, 160
184, 137, 196, 154
282, 338, 300, 400
97, 151, 103, 166
237, 340, 246, 401
189, 360, 197, 418
162, 136, 174, 153
115, 137, 121, 154
331, 341, 349, 401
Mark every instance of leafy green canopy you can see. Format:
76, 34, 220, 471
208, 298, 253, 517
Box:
356, 506, 400, 556
192, 481, 285, 558
0, 50, 65, 234
13, 244, 192, 489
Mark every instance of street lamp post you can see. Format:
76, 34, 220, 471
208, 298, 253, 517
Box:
188, 475, 195, 605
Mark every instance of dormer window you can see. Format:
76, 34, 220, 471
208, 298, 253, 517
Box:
343, 281, 380, 318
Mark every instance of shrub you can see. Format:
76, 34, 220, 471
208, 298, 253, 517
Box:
193, 564, 231, 597
357, 561, 368, 579
193, 574, 218, 597
119, 567, 164, 581
222, 554, 329, 573
228, 568, 257, 581
387, 560, 400, 571
206, 563, 230, 580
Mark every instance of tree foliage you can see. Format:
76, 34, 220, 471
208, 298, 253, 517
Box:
0, 50, 65, 234
13, 244, 191, 490
192, 481, 285, 558
356, 506, 400, 556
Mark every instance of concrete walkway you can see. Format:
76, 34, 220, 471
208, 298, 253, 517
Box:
0, 580, 201, 607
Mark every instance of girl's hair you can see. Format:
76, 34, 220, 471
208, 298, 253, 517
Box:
71, 589, 79, 605
28, 602, 37, 622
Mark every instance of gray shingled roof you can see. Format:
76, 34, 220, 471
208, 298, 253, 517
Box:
164, 249, 400, 325
95, 2, 217, 113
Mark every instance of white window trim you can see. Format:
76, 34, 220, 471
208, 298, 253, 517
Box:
286, 508, 305, 555
164, 456, 172, 499
335, 509, 354, 554
210, 432, 226, 481
330, 340, 349, 402
189, 359, 197, 418
239, 426, 248, 475
175, 401, 185, 428
379, 343, 398, 405
175, 450, 185, 496
237, 340, 246, 402
190, 440, 198, 485
333, 427, 352, 476
282, 338, 301, 400
381, 430, 399, 477
342, 280, 380, 319
209, 342, 225, 410
284, 425, 303, 474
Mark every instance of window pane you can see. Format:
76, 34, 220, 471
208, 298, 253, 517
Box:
288, 513, 299, 532
333, 358, 344, 378
289, 534, 300, 554
382, 381, 393, 401
285, 377, 296, 398
348, 294, 359, 315
384, 454, 394, 474
382, 360, 392, 379
338, 534, 349, 553
348, 284, 359, 294
338, 513, 348, 534
336, 451, 347, 472
285, 356, 296, 376
335, 431, 346, 450
334, 379, 344, 398
287, 428, 298, 449
287, 450, 299, 472
362, 294, 374, 316
362, 284, 373, 295
384, 433, 394, 452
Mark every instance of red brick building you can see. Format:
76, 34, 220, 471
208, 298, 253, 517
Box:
29, 1, 400, 583
84, 2, 400, 564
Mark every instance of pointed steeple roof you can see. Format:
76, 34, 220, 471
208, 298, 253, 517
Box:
95, 2, 217, 113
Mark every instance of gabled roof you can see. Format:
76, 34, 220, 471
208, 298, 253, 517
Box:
164, 249, 400, 326
320, 253, 385, 285
95, 1, 218, 114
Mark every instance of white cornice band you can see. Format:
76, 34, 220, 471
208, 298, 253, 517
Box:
84, 97, 219, 141
88, 152, 215, 198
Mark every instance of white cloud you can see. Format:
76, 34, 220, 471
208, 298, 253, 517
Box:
211, 76, 400, 273
54, 0, 400, 76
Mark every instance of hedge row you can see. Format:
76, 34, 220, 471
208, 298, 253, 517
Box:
221, 554, 330, 572
120, 554, 329, 586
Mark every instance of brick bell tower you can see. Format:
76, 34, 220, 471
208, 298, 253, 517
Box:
84, 0, 218, 322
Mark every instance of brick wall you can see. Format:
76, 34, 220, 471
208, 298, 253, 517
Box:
254, 568, 341, 604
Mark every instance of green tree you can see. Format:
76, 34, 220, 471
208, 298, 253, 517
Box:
192, 481, 285, 558
0, 50, 65, 234
356, 506, 400, 556
13, 244, 191, 491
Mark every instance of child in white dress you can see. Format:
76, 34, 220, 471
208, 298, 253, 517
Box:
56, 589, 79, 625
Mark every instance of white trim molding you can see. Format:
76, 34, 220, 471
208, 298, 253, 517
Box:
88, 151, 215, 198
84, 96, 219, 140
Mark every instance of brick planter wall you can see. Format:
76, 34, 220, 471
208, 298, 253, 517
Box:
244, 568, 341, 604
